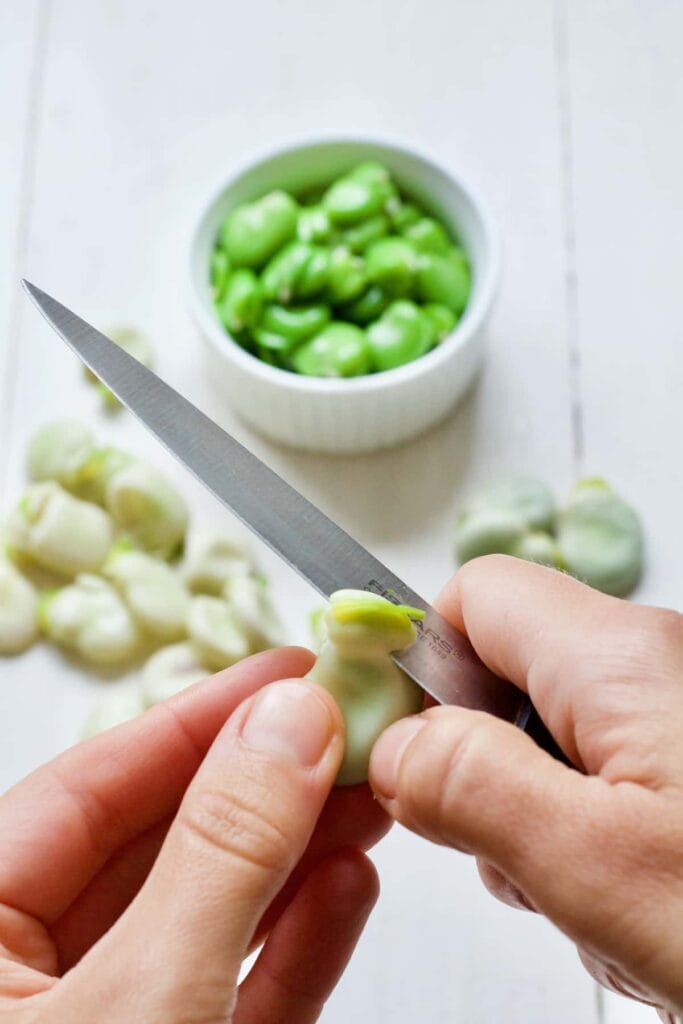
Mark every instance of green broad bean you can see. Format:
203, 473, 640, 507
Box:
342, 284, 390, 324
389, 201, 422, 231
306, 589, 424, 785
510, 531, 565, 568
220, 189, 298, 268
366, 300, 432, 372
322, 176, 387, 225
297, 246, 331, 298
210, 248, 231, 299
297, 205, 332, 243
340, 214, 390, 253
403, 216, 451, 255
260, 303, 330, 345
557, 479, 643, 596
462, 478, 556, 534
261, 241, 329, 303
365, 237, 418, 296
292, 323, 371, 377
216, 269, 263, 333
326, 247, 367, 304
347, 161, 397, 205
422, 303, 457, 343
253, 328, 291, 353
455, 507, 527, 564
416, 246, 471, 313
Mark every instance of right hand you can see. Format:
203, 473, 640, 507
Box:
369, 555, 683, 1021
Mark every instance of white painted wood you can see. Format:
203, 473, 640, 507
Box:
0, 0, 43, 490
564, 2, 683, 1019
604, 991, 657, 1024
563, 0, 683, 613
14, 0, 683, 1018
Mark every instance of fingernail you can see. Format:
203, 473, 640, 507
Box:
242, 681, 334, 767
370, 716, 426, 799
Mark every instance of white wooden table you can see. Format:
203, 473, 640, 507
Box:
2, 2, 682, 1020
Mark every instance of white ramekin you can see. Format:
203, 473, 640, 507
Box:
189, 137, 500, 454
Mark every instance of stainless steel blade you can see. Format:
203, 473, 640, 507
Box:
23, 281, 526, 724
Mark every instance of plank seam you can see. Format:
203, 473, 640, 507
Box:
0, 0, 53, 494
553, 0, 585, 478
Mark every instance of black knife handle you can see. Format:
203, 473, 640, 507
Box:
518, 698, 573, 767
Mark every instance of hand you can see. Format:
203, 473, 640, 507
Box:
0, 647, 389, 1023
369, 555, 683, 1021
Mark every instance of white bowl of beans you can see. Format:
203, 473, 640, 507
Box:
189, 137, 500, 454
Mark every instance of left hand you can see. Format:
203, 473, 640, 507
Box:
0, 646, 389, 1023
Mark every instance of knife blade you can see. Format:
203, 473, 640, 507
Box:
22, 280, 548, 739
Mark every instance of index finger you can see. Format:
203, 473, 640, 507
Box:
435, 555, 680, 765
0, 647, 314, 926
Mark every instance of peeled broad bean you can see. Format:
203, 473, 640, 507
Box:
297, 206, 332, 244
28, 420, 95, 489
455, 507, 527, 564
260, 303, 330, 345
104, 461, 188, 559
81, 686, 146, 739
40, 574, 141, 665
365, 237, 418, 296
557, 479, 643, 596
291, 322, 371, 377
342, 284, 390, 324
306, 589, 424, 785
183, 531, 254, 595
210, 248, 231, 300
421, 303, 457, 343
261, 241, 327, 303
0, 557, 38, 655
389, 201, 422, 231
68, 447, 133, 504
326, 247, 367, 304
366, 300, 432, 372
322, 177, 387, 225
140, 642, 208, 706
416, 246, 471, 313
104, 548, 190, 640
187, 595, 250, 670
7, 482, 114, 577
341, 215, 390, 254
216, 270, 263, 333
223, 574, 284, 652
220, 190, 298, 268
347, 161, 397, 206
403, 217, 451, 255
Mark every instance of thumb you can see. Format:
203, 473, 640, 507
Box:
67, 679, 344, 1022
369, 707, 612, 935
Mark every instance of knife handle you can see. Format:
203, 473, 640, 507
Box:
519, 700, 573, 767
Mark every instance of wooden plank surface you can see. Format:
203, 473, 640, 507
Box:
564, 1, 683, 1020
5, 0, 682, 1018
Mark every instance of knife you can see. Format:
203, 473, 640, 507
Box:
22, 280, 566, 759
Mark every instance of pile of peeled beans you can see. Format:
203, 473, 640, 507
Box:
210, 161, 471, 377
454, 477, 644, 598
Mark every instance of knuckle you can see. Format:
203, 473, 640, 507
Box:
398, 713, 494, 843
180, 781, 294, 874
